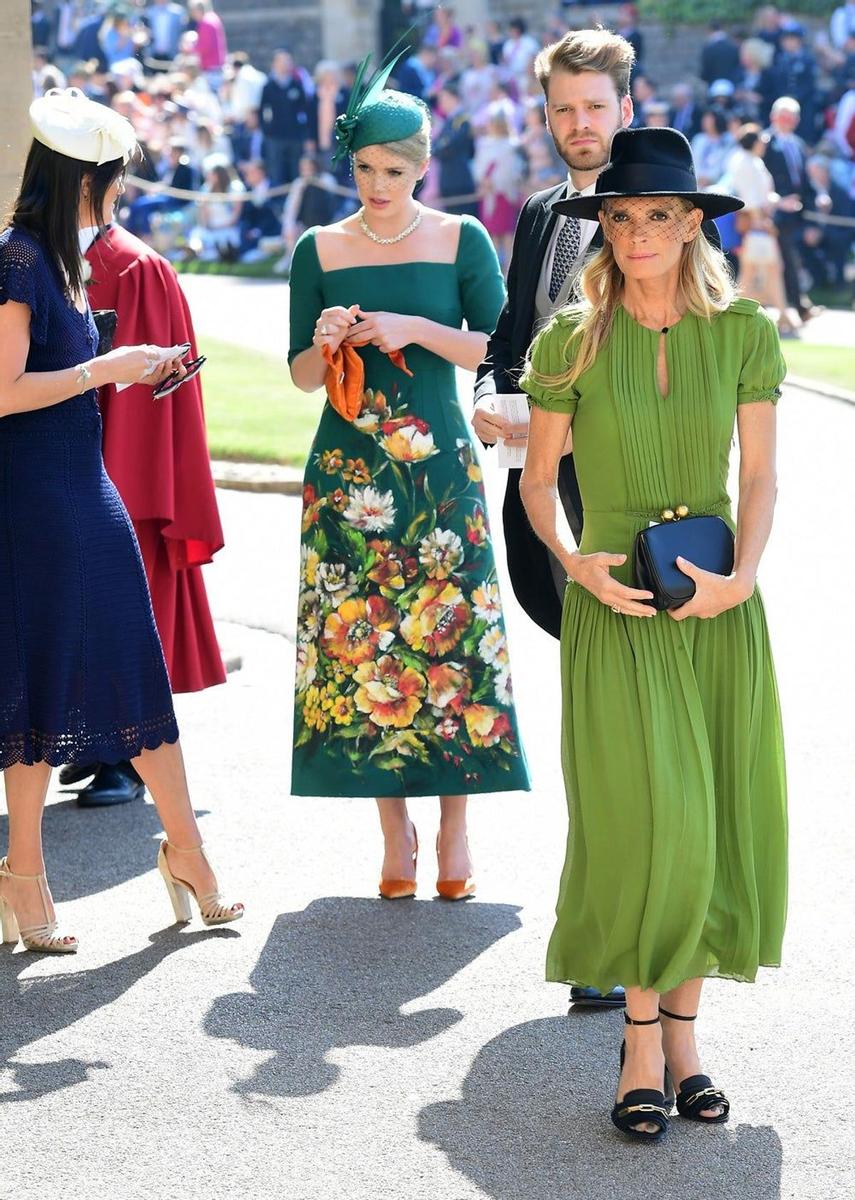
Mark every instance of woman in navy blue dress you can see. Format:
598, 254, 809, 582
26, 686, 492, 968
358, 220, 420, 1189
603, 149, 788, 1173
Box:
0, 89, 243, 952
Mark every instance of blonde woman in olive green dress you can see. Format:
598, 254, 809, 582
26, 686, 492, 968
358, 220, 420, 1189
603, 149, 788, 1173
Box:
519, 129, 787, 1142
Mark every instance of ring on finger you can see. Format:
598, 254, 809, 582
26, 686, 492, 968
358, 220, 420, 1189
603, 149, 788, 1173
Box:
319, 323, 328, 335
611, 604, 621, 614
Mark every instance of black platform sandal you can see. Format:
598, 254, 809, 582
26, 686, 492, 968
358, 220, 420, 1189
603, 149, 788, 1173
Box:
659, 1007, 730, 1124
610, 1014, 674, 1143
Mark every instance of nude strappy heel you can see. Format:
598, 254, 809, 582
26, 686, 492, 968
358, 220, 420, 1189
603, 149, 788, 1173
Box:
157, 842, 244, 927
0, 857, 78, 954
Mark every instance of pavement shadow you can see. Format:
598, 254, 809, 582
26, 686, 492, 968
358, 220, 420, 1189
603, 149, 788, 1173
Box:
0, 798, 210, 904
419, 1013, 783, 1199
205, 896, 522, 1099
0, 927, 236, 1103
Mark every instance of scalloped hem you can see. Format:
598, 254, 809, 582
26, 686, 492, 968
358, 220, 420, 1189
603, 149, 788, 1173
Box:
0, 715, 180, 770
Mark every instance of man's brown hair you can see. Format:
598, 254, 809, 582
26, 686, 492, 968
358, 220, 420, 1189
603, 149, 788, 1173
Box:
534, 28, 636, 100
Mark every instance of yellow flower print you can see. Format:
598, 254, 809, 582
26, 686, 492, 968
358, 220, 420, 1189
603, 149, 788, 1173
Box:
342, 458, 372, 485
318, 448, 344, 474
330, 693, 355, 726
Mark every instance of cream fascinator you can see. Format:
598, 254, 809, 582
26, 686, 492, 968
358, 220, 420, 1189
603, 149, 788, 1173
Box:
29, 87, 137, 166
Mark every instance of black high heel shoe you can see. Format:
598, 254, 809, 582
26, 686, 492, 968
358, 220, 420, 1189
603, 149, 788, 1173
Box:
659, 1006, 730, 1124
611, 1014, 674, 1143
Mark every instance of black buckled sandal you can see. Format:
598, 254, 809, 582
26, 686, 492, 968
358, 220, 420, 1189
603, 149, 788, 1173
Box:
610, 1014, 674, 1143
659, 1007, 730, 1124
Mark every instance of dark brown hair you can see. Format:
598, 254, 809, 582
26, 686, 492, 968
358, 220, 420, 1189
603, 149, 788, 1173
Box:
5, 140, 127, 299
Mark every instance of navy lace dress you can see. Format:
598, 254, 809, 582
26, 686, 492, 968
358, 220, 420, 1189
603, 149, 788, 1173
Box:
0, 227, 179, 768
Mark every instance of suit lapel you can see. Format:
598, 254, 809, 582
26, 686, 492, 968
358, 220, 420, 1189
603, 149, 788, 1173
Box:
519, 182, 565, 314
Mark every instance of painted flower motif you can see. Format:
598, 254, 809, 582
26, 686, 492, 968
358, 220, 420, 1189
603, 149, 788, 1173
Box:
329, 693, 355, 726
367, 540, 419, 591
328, 487, 349, 513
426, 663, 471, 713
297, 589, 323, 644
295, 641, 318, 693
342, 457, 372, 485
457, 438, 483, 483
354, 654, 426, 729
316, 561, 358, 600
479, 626, 509, 670
353, 388, 391, 434
302, 484, 327, 533
300, 544, 320, 588
380, 416, 438, 463
436, 716, 460, 741
400, 581, 471, 657
321, 595, 398, 666
463, 704, 512, 748
318, 448, 344, 474
343, 486, 396, 533
494, 667, 513, 706
465, 506, 488, 548
472, 581, 502, 624
419, 528, 464, 580
303, 684, 329, 733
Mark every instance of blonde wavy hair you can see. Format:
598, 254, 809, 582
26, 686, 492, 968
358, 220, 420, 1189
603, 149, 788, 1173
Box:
526, 199, 736, 393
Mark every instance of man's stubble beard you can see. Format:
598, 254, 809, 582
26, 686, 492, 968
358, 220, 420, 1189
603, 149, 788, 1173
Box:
552, 127, 622, 174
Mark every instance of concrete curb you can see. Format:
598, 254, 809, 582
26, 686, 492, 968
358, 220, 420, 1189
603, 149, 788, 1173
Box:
786, 375, 855, 406
211, 460, 302, 495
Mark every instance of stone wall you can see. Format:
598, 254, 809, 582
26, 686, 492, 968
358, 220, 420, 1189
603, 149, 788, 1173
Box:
0, 0, 34, 212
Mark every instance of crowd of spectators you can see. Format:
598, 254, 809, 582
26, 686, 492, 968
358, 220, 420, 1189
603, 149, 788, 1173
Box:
29, 0, 855, 317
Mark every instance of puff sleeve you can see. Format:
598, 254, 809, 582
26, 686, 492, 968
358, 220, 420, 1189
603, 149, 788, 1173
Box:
287, 228, 325, 366
0, 234, 49, 346
518, 313, 581, 414
737, 308, 786, 406
457, 217, 506, 335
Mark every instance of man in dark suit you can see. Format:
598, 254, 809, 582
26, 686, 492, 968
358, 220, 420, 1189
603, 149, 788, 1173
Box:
763, 96, 830, 318
670, 83, 702, 141
700, 22, 742, 86
433, 78, 478, 217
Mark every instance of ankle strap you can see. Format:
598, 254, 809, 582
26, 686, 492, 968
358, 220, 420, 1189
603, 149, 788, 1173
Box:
162, 841, 205, 854
624, 1013, 660, 1026
659, 1007, 697, 1022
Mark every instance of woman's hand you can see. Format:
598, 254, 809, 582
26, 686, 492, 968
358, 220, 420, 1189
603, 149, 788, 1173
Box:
667, 558, 754, 621
312, 304, 359, 352
569, 551, 656, 618
344, 308, 419, 354
100, 345, 188, 388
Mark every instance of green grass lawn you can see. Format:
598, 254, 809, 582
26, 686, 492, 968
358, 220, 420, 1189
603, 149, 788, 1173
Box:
199, 336, 323, 464
781, 342, 855, 393
199, 333, 853, 466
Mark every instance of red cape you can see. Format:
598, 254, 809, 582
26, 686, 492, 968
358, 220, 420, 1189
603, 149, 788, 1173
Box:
86, 225, 226, 692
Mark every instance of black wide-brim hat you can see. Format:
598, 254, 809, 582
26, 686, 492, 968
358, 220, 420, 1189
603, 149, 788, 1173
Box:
552, 127, 744, 221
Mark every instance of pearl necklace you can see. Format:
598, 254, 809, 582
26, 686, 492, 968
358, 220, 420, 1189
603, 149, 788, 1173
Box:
358, 205, 422, 245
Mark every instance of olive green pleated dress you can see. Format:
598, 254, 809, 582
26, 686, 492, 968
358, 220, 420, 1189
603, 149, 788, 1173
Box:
520, 299, 788, 995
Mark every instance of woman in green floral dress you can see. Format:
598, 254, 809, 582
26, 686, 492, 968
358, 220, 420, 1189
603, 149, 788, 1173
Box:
288, 86, 530, 897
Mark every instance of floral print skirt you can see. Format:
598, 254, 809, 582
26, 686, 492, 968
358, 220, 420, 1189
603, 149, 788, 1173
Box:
291, 371, 531, 798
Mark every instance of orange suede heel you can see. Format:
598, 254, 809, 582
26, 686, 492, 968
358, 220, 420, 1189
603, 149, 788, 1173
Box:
379, 827, 418, 900
435, 833, 476, 901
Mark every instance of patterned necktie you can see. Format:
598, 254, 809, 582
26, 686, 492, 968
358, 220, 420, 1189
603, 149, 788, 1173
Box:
548, 207, 582, 303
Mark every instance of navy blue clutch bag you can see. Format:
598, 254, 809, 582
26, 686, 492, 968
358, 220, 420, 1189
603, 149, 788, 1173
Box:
634, 515, 735, 611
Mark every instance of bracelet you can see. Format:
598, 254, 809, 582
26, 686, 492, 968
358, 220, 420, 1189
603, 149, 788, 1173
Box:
75, 363, 93, 393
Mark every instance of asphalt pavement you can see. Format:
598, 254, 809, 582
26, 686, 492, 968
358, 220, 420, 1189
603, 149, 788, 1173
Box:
0, 278, 853, 1200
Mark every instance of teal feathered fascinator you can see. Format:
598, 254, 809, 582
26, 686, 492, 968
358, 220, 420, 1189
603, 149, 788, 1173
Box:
333, 38, 430, 164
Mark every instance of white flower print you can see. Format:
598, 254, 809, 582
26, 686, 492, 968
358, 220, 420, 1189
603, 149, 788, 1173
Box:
295, 642, 318, 693
494, 667, 513, 706
472, 581, 502, 624
297, 589, 323, 644
479, 626, 509, 670
418, 528, 464, 580
300, 544, 320, 588
316, 561, 358, 600
343, 486, 397, 533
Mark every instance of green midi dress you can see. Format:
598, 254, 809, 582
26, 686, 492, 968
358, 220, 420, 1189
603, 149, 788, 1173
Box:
289, 218, 531, 798
520, 299, 788, 995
